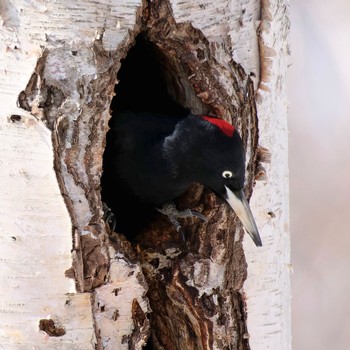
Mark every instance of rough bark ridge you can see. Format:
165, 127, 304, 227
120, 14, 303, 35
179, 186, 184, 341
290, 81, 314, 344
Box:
12, 0, 261, 348
16, 26, 151, 349
17, 42, 115, 291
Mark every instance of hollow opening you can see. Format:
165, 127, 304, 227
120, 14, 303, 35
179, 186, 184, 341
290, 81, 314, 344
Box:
101, 34, 200, 242
110, 34, 187, 115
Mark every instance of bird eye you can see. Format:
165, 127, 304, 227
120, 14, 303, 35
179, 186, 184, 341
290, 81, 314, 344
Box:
222, 170, 233, 178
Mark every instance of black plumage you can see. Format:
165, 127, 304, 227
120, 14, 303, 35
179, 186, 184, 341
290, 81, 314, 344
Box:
102, 111, 262, 246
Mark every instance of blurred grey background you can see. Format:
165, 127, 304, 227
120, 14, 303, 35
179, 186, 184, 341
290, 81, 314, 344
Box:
289, 1, 350, 349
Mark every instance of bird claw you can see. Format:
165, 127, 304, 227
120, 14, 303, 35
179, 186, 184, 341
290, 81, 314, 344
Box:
157, 203, 207, 240
166, 214, 186, 242
185, 210, 208, 222
103, 203, 116, 232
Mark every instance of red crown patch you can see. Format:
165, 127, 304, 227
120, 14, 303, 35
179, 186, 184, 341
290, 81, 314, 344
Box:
201, 116, 235, 137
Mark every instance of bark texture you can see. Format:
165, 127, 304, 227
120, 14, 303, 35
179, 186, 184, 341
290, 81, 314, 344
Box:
0, 0, 290, 349
243, 1, 291, 349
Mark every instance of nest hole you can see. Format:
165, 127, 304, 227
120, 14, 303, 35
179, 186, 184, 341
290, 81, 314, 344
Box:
110, 35, 187, 115
101, 34, 208, 244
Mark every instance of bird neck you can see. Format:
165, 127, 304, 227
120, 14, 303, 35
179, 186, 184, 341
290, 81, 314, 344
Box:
162, 115, 207, 182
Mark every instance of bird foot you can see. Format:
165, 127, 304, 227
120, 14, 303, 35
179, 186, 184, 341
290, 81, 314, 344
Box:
157, 203, 208, 240
103, 203, 116, 232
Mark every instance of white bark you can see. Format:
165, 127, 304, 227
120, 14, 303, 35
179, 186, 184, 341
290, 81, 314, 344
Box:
244, 1, 291, 349
0, 113, 95, 349
0, 0, 290, 349
0, 1, 144, 349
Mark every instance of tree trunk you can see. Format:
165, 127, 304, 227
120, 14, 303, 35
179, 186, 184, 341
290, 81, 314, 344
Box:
0, 1, 290, 349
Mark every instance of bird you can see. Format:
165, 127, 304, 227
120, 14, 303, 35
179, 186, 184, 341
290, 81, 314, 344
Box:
101, 111, 262, 247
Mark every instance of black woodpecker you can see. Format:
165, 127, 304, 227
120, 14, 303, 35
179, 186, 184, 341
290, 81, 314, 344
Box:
102, 111, 262, 247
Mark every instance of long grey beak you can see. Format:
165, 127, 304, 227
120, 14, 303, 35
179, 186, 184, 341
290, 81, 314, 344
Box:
224, 186, 262, 247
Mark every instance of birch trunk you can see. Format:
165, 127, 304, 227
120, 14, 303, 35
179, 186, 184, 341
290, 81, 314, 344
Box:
0, 0, 290, 349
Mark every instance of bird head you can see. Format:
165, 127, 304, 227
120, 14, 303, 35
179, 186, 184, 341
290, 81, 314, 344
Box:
193, 116, 262, 247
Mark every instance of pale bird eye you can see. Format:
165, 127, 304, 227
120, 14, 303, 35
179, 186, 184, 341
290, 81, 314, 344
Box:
222, 170, 233, 178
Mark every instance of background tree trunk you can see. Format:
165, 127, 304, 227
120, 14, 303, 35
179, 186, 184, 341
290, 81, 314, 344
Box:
0, 1, 290, 349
